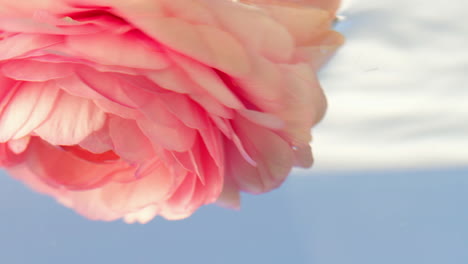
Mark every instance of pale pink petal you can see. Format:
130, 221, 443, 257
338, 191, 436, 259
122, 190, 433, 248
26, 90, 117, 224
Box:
100, 162, 174, 213
190, 94, 234, 119
256, 4, 333, 46
123, 205, 159, 224
78, 122, 114, 154
163, 172, 197, 213
7, 136, 30, 154
34, 90, 106, 145
62, 187, 122, 221
0, 81, 59, 142
240, 0, 341, 12
0, 15, 103, 36
206, 0, 295, 62
93, 99, 143, 120
56, 75, 105, 100
146, 66, 201, 94
74, 66, 141, 108
276, 64, 327, 145
0, 34, 63, 61
238, 109, 284, 130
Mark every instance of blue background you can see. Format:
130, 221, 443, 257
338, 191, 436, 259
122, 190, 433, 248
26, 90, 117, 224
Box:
1, 168, 467, 264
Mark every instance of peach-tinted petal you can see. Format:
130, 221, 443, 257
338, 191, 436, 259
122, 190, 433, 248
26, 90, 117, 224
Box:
216, 170, 241, 209
206, 0, 295, 63
227, 115, 294, 193
66, 31, 169, 69
169, 52, 244, 109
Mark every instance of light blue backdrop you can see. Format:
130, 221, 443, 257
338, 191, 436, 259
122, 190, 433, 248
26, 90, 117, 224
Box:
1, 168, 467, 264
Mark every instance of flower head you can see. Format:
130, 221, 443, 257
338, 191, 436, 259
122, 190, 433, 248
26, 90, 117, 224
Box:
0, 0, 343, 223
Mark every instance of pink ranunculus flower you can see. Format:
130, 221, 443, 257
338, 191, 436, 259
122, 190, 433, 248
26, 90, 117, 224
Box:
0, 0, 343, 223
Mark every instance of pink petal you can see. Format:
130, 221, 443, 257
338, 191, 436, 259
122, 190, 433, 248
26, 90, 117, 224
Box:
1, 60, 74, 81
137, 119, 196, 152
24, 137, 131, 190
198, 117, 224, 167
66, 31, 169, 69
163, 172, 197, 213
169, 52, 244, 109
0, 143, 25, 167
171, 138, 205, 184
0, 34, 63, 60
158, 93, 206, 130
74, 66, 142, 108
162, 147, 223, 219
108, 117, 155, 163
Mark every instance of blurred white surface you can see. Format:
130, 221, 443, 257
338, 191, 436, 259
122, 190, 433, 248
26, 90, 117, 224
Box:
314, 0, 468, 170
